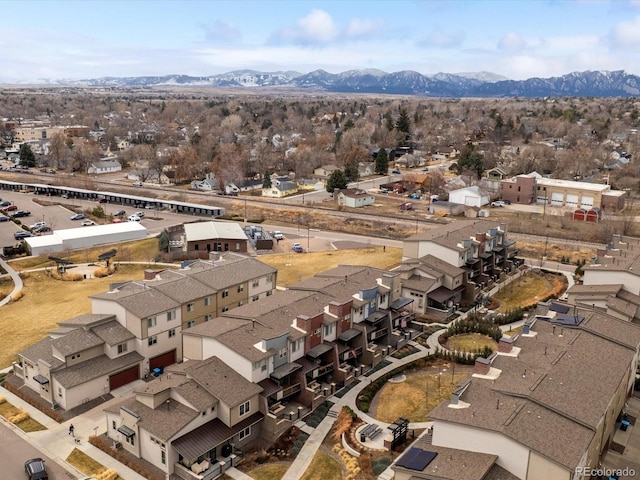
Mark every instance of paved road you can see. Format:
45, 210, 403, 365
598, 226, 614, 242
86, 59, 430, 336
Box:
0, 420, 75, 480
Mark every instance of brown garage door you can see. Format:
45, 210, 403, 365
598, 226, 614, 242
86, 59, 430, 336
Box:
150, 350, 176, 370
109, 366, 139, 390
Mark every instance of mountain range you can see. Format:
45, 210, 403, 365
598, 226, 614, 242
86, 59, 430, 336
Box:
20, 69, 640, 97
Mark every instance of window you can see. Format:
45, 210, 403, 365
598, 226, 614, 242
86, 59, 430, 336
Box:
168, 329, 176, 338
235, 242, 240, 250
238, 301, 243, 307
279, 348, 287, 359
266, 274, 273, 283
239, 426, 251, 440
204, 314, 212, 322
112, 420, 117, 430
252, 280, 259, 288
117, 343, 127, 354
222, 306, 229, 312
204, 296, 211, 306
126, 435, 135, 446
161, 450, 166, 465
313, 328, 320, 336
167, 310, 176, 321
147, 317, 156, 328
237, 284, 244, 293
253, 359, 267, 371
222, 290, 229, 298
291, 339, 299, 352
187, 320, 196, 328
324, 323, 334, 336
266, 290, 273, 297
148, 335, 157, 346
239, 401, 250, 416
187, 303, 194, 312
252, 295, 259, 302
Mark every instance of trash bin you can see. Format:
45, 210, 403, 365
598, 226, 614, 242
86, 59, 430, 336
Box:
360, 433, 366, 442
621, 420, 630, 431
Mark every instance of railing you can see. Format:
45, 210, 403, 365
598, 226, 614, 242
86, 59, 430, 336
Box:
174, 460, 222, 480
277, 383, 301, 400
312, 363, 334, 378
369, 327, 388, 341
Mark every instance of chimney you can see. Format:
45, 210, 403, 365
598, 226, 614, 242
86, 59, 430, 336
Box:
498, 335, 515, 353
144, 269, 158, 280
474, 356, 491, 375
210, 251, 221, 262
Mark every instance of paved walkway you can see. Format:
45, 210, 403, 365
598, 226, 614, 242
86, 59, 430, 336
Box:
0, 257, 23, 306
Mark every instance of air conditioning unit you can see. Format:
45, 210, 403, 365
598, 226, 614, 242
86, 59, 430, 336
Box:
221, 444, 233, 457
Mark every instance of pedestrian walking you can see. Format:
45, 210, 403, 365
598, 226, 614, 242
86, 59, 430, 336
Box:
69, 423, 74, 437
383, 245, 386, 253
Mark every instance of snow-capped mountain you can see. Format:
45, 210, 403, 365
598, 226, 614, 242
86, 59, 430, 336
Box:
8, 69, 640, 97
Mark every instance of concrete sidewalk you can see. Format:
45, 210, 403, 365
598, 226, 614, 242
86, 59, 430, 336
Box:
0, 383, 147, 480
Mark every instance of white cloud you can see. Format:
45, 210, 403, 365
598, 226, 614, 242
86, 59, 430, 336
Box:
609, 15, 640, 47
344, 18, 381, 38
498, 32, 526, 52
270, 9, 338, 45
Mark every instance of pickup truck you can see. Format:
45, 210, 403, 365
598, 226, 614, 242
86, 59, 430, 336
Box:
272, 231, 284, 240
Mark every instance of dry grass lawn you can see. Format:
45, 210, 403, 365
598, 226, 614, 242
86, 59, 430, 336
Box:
447, 333, 497, 353
260, 246, 402, 287
66, 448, 124, 480
300, 450, 343, 480
0, 399, 46, 432
493, 272, 565, 312
0, 264, 163, 368
248, 464, 289, 480
374, 369, 470, 423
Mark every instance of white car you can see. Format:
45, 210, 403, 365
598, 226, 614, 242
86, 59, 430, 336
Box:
272, 231, 284, 240
29, 221, 46, 230
81, 220, 96, 226
491, 201, 506, 207
128, 215, 141, 222
134, 211, 144, 218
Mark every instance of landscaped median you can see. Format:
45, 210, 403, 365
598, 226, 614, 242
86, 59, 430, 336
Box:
66, 448, 120, 480
0, 396, 46, 432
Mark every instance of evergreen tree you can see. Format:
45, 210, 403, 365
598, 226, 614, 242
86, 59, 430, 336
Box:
326, 170, 348, 193
344, 161, 360, 182
19, 143, 36, 167
262, 171, 272, 189
395, 108, 411, 140
458, 144, 484, 179
374, 147, 389, 175
383, 110, 394, 131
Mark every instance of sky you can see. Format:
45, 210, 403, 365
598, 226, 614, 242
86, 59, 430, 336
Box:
5, 0, 640, 82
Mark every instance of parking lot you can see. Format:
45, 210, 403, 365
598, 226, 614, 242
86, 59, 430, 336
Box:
0, 190, 208, 250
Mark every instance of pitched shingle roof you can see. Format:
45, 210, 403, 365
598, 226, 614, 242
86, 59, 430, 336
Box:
55, 351, 143, 388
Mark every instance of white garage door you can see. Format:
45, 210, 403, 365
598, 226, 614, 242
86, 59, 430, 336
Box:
566, 194, 579, 207
551, 192, 564, 206
580, 196, 594, 209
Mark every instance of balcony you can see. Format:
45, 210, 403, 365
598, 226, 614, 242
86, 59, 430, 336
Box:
310, 363, 334, 379
276, 383, 301, 401
339, 346, 363, 362
369, 327, 388, 342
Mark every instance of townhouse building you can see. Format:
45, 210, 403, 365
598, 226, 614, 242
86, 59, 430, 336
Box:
105, 356, 263, 480
567, 233, 640, 322
416, 302, 640, 480
13, 253, 277, 410
182, 265, 418, 441
402, 220, 521, 309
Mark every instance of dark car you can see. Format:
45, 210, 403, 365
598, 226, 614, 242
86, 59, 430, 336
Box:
14, 231, 33, 240
5, 204, 17, 211
0, 215, 9, 222
113, 210, 126, 216
391, 169, 401, 174
70, 213, 85, 220
25, 458, 48, 480
0, 200, 10, 207
11, 210, 31, 218
33, 225, 52, 234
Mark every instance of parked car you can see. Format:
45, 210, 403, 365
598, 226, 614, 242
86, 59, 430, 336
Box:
0, 200, 10, 207
11, 210, 31, 218
5, 204, 17, 211
70, 213, 85, 220
128, 215, 141, 222
112, 218, 124, 223
61, 193, 69, 199
24, 458, 48, 480
491, 201, 506, 207
291, 242, 304, 253
391, 169, 401, 174
272, 231, 284, 240
82, 220, 96, 226
29, 222, 47, 230
14, 231, 33, 240
0, 215, 8, 222
400, 202, 413, 210
113, 210, 126, 216
502, 199, 511, 205
33, 225, 52, 234
134, 211, 144, 218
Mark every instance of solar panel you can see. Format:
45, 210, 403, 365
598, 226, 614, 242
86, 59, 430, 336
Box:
550, 303, 570, 314
554, 314, 584, 326
396, 447, 437, 471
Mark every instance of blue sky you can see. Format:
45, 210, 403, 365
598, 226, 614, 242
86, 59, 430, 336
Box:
4, 0, 640, 82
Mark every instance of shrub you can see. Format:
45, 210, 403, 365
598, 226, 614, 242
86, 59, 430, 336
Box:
372, 457, 392, 475
11, 290, 23, 302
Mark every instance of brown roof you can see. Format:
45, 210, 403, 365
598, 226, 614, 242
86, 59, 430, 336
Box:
184, 256, 276, 291
134, 374, 217, 413
18, 337, 64, 369
105, 395, 198, 442
51, 328, 103, 356
430, 308, 640, 470
567, 283, 623, 295
92, 282, 181, 319
417, 254, 465, 278
91, 319, 135, 346
406, 220, 503, 249
181, 357, 262, 408
57, 313, 116, 328
54, 351, 143, 388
